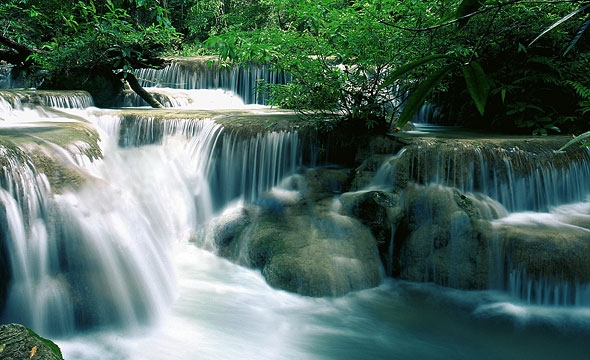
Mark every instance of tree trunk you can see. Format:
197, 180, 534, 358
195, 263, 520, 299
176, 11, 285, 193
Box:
119, 71, 164, 108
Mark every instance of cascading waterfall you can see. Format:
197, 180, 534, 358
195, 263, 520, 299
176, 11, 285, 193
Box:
0, 90, 94, 111
116, 114, 301, 207
0, 101, 181, 335
0, 65, 23, 89
1, 85, 590, 359
134, 59, 291, 105
371, 136, 590, 306
373, 138, 590, 212
0, 89, 303, 336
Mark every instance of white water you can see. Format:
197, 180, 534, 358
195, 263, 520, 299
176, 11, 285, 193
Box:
135, 60, 290, 105
120, 88, 266, 109
1, 92, 590, 358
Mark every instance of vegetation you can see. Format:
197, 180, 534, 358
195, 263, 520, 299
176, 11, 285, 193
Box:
201, 0, 590, 134
1, 0, 589, 134
0, 0, 178, 105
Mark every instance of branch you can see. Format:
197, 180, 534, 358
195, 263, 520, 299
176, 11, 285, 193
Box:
118, 71, 164, 108
0, 33, 41, 55
379, 0, 588, 32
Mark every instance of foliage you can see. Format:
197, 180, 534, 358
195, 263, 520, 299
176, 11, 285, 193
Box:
200, 0, 590, 133
1, 0, 589, 134
0, 0, 178, 77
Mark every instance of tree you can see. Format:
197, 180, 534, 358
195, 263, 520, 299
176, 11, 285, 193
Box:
203, 0, 589, 134
0, 0, 179, 107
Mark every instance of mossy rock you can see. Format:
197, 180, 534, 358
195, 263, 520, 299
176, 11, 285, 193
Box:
0, 119, 101, 192
247, 211, 383, 297
0, 324, 63, 360
396, 184, 491, 289
492, 221, 590, 282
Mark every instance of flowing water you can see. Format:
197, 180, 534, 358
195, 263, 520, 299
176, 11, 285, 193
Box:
1, 70, 590, 359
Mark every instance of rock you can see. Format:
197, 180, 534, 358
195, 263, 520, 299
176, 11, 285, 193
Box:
0, 323, 63, 360
212, 177, 383, 297
395, 184, 491, 289
339, 190, 402, 270
213, 206, 251, 258
302, 167, 352, 201
247, 209, 383, 297
491, 221, 590, 283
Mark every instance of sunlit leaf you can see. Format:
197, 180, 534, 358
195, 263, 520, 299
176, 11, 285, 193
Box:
558, 131, 590, 151
29, 346, 37, 359
564, 15, 590, 55
529, 4, 590, 47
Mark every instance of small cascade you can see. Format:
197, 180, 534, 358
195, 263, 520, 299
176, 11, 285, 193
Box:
375, 137, 590, 212
120, 89, 192, 108
0, 90, 93, 111
485, 201, 590, 307
114, 114, 301, 208
119, 88, 259, 109
0, 65, 24, 89
412, 102, 442, 124
0, 154, 74, 334
0, 101, 183, 336
134, 58, 291, 105
507, 268, 590, 306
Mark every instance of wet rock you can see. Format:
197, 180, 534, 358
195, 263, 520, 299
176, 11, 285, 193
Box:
247, 209, 383, 297
302, 167, 352, 200
492, 221, 590, 282
213, 206, 251, 258
339, 190, 402, 268
212, 176, 383, 297
396, 184, 491, 289
0, 323, 63, 360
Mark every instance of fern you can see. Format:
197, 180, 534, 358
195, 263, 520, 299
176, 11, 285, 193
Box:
567, 80, 590, 99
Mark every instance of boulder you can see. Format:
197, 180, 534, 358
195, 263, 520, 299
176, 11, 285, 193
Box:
491, 220, 590, 282
395, 184, 491, 289
212, 206, 251, 258
339, 190, 402, 270
302, 167, 352, 201
0, 324, 63, 360
211, 172, 383, 297
247, 209, 383, 297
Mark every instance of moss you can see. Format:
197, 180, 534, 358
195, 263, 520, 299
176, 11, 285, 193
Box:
0, 120, 101, 191
25, 327, 64, 360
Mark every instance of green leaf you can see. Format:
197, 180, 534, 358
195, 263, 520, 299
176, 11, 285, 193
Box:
529, 4, 590, 47
501, 88, 506, 103
379, 54, 456, 90
564, 15, 590, 55
558, 131, 590, 151
398, 63, 460, 129
462, 62, 489, 116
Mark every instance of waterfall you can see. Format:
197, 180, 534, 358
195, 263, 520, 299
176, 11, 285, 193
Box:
116, 114, 301, 208
373, 138, 590, 212
0, 90, 94, 111
0, 65, 23, 89
0, 87, 304, 335
369, 136, 590, 306
134, 59, 291, 105
0, 101, 180, 335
